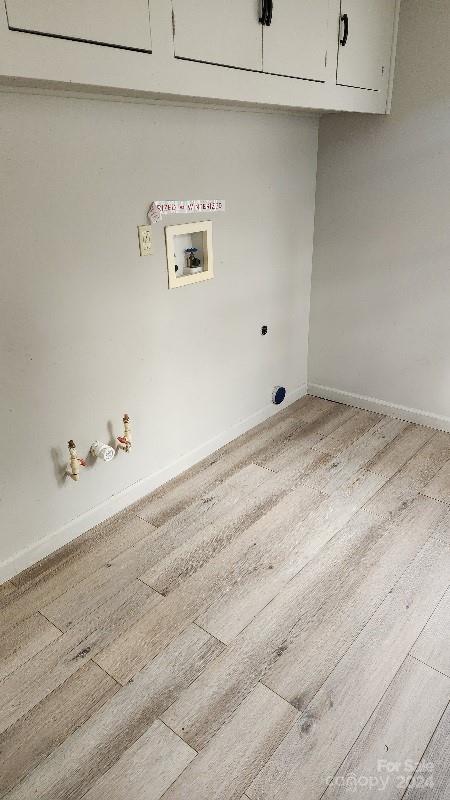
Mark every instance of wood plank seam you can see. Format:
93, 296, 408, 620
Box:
409, 654, 450, 681
251, 408, 359, 471
136, 576, 165, 596
366, 429, 438, 479
412, 586, 450, 629
259, 528, 448, 709
156, 717, 200, 755
418, 491, 450, 507
37, 610, 64, 633
189, 471, 396, 646
407, 584, 450, 652
191, 621, 227, 647
158, 496, 442, 748
249, 535, 450, 800
250, 462, 277, 474
143, 627, 226, 731
1, 516, 159, 641
254, 679, 300, 713
314, 654, 418, 800
90, 662, 123, 687
311, 411, 382, 451
159, 683, 299, 800
319, 653, 450, 800
363, 478, 448, 527
364, 432, 444, 513
130, 412, 307, 528
236, 689, 301, 797
399, 700, 450, 800
191, 619, 227, 645
0, 662, 121, 798
225, 472, 431, 646
369, 430, 440, 478
0, 612, 64, 686
0, 582, 161, 734
134, 512, 160, 524
2, 625, 223, 799
10, 514, 158, 590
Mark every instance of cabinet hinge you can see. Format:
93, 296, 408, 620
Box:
172, 9, 175, 38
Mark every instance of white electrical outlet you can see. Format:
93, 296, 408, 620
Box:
138, 225, 153, 256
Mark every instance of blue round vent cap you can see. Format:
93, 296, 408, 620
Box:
272, 386, 286, 405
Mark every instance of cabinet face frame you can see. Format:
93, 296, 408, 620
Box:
385, 0, 401, 112
165, 221, 214, 290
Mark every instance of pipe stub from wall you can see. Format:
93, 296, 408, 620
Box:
272, 386, 286, 405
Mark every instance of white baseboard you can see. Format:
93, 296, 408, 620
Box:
308, 383, 450, 434
1, 384, 307, 584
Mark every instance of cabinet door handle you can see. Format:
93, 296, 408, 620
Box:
340, 13, 349, 46
259, 0, 273, 26
259, 0, 268, 25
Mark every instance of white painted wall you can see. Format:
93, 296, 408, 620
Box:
309, 0, 450, 430
0, 91, 318, 579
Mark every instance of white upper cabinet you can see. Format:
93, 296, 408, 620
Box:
0, 0, 401, 114
263, 0, 330, 81
5, 0, 152, 51
337, 0, 397, 90
172, 0, 262, 71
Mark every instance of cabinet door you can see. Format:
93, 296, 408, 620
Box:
337, 0, 396, 90
263, 0, 330, 81
5, 0, 152, 51
172, 0, 262, 71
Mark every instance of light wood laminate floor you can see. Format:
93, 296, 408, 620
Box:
1, 396, 449, 800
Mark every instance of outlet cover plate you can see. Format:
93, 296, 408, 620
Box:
138, 225, 153, 256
